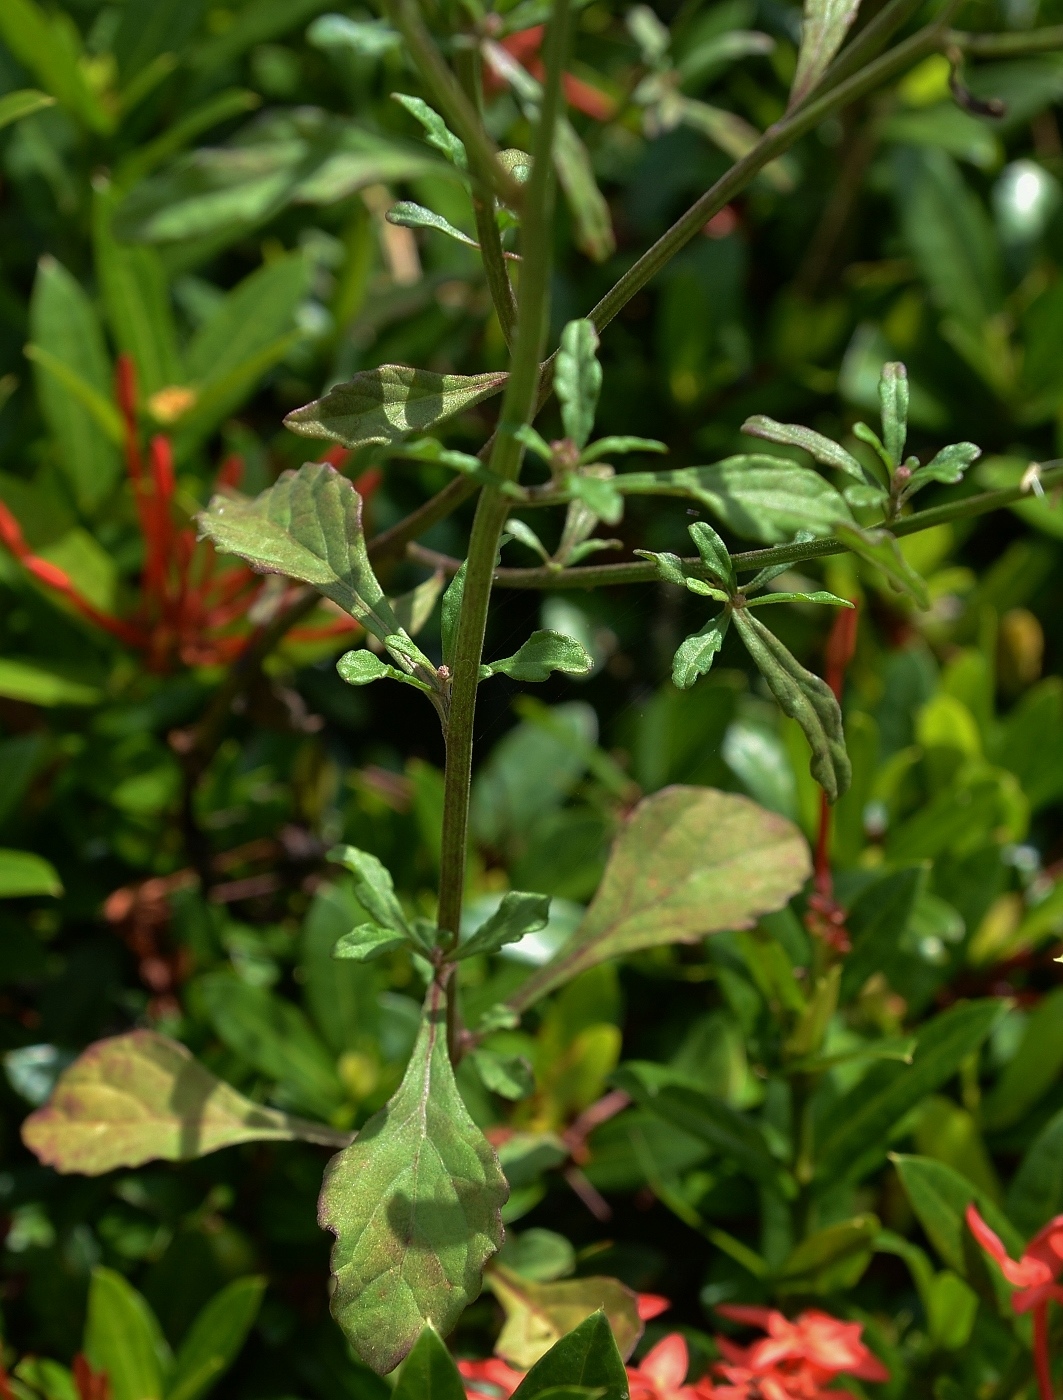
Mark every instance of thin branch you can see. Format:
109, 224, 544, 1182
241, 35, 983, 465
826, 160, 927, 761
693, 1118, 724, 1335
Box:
946, 23, 1063, 55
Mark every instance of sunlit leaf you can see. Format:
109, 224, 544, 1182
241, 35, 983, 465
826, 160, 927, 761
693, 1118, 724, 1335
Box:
488, 1269, 642, 1369
510, 1312, 629, 1400
0, 849, 63, 898
386, 200, 478, 248
392, 93, 468, 169
392, 1326, 466, 1400
481, 631, 593, 683
0, 88, 55, 130
672, 611, 731, 690
457, 891, 552, 960
789, 0, 863, 109
741, 414, 866, 481
333, 924, 412, 962
84, 1267, 168, 1400
556, 320, 602, 450
318, 983, 508, 1373
879, 361, 909, 467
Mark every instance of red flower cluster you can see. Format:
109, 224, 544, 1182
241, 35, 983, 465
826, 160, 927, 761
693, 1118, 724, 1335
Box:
458, 1302, 886, 1400
967, 1202, 1063, 1400
0, 354, 373, 673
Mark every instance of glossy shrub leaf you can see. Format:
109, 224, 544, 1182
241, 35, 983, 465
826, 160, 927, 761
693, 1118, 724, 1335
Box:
482, 631, 593, 683
906, 442, 981, 493
21, 1031, 347, 1175
458, 892, 552, 960
198, 462, 400, 641
392, 93, 468, 169
1006, 1105, 1063, 1236
84, 1267, 167, 1400
166, 1277, 266, 1400
318, 984, 508, 1373
392, 1326, 466, 1400
835, 522, 929, 608
879, 362, 909, 467
386, 201, 478, 248
789, 0, 862, 109
510, 786, 810, 1008
982, 986, 1063, 1129
0, 88, 54, 130
775, 1214, 879, 1293
673, 611, 730, 690
732, 608, 851, 802
0, 658, 101, 707
29, 257, 121, 514
893, 1154, 1024, 1276
488, 1270, 642, 1369
328, 845, 412, 937
556, 320, 602, 450
333, 924, 411, 962
0, 848, 62, 897
285, 366, 508, 449
741, 415, 866, 481
510, 1312, 629, 1400
814, 1000, 1005, 1185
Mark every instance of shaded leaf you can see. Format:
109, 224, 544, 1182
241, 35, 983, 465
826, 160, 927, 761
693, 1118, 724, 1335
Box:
318, 983, 508, 1373
1006, 1105, 1063, 1236
673, 611, 730, 690
580, 436, 667, 463
688, 521, 733, 583
567, 472, 623, 526
556, 320, 602, 450
458, 892, 552, 960
197, 462, 401, 641
879, 361, 909, 467
308, 14, 403, 59
392, 1327, 466, 1400
510, 786, 810, 1009
776, 1215, 879, 1293
0, 658, 101, 707
982, 986, 1063, 1129
167, 1277, 266, 1400
0, 0, 111, 132
0, 88, 55, 130
387, 200, 478, 248
789, 0, 862, 109
893, 1154, 1023, 1277
328, 845, 412, 937
333, 924, 412, 962
482, 631, 593, 683
0, 849, 62, 898
21, 1032, 347, 1175
441, 561, 466, 671
84, 1267, 167, 1400
732, 608, 851, 802
488, 1269, 642, 1369
835, 521, 930, 608
510, 1312, 629, 1400
472, 1049, 536, 1100
392, 93, 468, 169
284, 366, 508, 449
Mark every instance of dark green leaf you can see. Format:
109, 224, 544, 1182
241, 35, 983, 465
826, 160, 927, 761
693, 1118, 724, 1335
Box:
21, 1031, 346, 1175
497, 1229, 576, 1282
672, 611, 731, 690
471, 1049, 535, 1100
893, 1154, 1024, 1276
775, 1215, 879, 1293
1006, 1105, 1063, 1235
197, 462, 402, 642
386, 201, 478, 247
458, 891, 552, 960
508, 1308, 631, 1398
556, 320, 602, 449
509, 786, 811, 1009
0, 0, 111, 132
688, 521, 733, 583
481, 631, 593, 683
0, 88, 54, 130
732, 608, 851, 802
879, 361, 909, 467
167, 1277, 266, 1400
284, 366, 508, 449
441, 561, 466, 671
392, 1327, 466, 1400
333, 924, 411, 963
318, 984, 508, 1373
982, 985, 1063, 1129
392, 93, 467, 169
328, 845, 412, 937
741, 415, 865, 481
814, 1000, 1005, 1184
834, 521, 930, 608
84, 1267, 167, 1400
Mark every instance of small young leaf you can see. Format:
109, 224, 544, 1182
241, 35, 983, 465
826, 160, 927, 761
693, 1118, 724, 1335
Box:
386, 201, 478, 247
732, 608, 851, 802
441, 561, 466, 671
789, 0, 863, 109
471, 1049, 535, 1100
510, 786, 810, 1009
197, 463, 400, 640
284, 367, 508, 449
510, 1311, 630, 1400
392, 93, 468, 169
852, 421, 892, 473
481, 631, 593, 683
489, 1270, 642, 1370
333, 924, 411, 962
673, 610, 731, 690
879, 361, 909, 467
318, 983, 508, 1374
392, 1326, 466, 1400
566, 539, 623, 565
328, 845, 411, 936
904, 441, 981, 493
555, 320, 602, 450
834, 521, 929, 608
634, 549, 689, 586
843, 481, 889, 510
399, 437, 485, 474
567, 472, 623, 525
515, 422, 555, 462
580, 436, 667, 463
688, 521, 733, 583
337, 649, 432, 695
505, 519, 551, 562
457, 891, 552, 960
741, 414, 866, 481
166, 1277, 267, 1400
746, 590, 855, 607
307, 14, 403, 59
21, 1031, 347, 1176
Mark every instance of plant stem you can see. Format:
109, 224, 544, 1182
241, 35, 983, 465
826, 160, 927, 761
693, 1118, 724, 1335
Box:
436, 0, 569, 958
387, 0, 523, 208
947, 23, 1063, 54
1033, 1301, 1054, 1400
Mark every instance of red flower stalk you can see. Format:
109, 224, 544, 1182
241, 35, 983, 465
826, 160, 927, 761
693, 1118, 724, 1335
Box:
487, 26, 617, 120
73, 1354, 111, 1400
0, 1358, 15, 1400
967, 1202, 1063, 1400
0, 354, 377, 672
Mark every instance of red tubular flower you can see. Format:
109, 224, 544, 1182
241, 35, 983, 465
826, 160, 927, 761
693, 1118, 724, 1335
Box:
458, 1355, 525, 1398
967, 1202, 1063, 1400
627, 1334, 712, 1400
710, 1307, 887, 1400
488, 25, 617, 120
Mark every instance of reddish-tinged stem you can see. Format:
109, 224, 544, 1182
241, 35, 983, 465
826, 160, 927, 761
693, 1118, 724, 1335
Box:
813, 603, 860, 895
1034, 1302, 1054, 1400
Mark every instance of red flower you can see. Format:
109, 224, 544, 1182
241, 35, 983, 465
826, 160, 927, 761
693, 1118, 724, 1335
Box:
709, 1307, 888, 1400
73, 1355, 111, 1400
967, 1202, 1063, 1400
458, 1356, 525, 1398
627, 1334, 713, 1400
487, 26, 617, 121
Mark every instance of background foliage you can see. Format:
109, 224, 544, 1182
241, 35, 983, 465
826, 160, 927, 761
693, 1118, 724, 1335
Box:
3, 0, 1063, 1396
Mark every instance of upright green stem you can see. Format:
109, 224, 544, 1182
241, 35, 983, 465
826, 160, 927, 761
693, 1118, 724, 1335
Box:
436, 0, 570, 957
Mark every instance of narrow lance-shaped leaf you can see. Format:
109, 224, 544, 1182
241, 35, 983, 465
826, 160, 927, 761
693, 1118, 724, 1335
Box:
333, 924, 414, 962
556, 320, 602, 450
197, 462, 403, 643
0, 88, 55, 130
741, 414, 866, 482
509, 786, 811, 1009
387, 201, 479, 248
672, 609, 731, 690
318, 981, 509, 1374
284, 366, 508, 449
166, 1276, 267, 1400
688, 521, 733, 584
789, 0, 863, 109
834, 520, 929, 609
392, 1326, 466, 1400
732, 607, 851, 803
879, 361, 909, 468
21, 1031, 349, 1176
392, 93, 468, 169
481, 631, 593, 683
510, 1311, 630, 1400
84, 1267, 167, 1400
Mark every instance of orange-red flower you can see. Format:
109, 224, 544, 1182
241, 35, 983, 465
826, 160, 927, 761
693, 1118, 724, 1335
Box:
627, 1333, 712, 1400
487, 26, 617, 121
710, 1307, 888, 1400
459, 1355, 524, 1398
